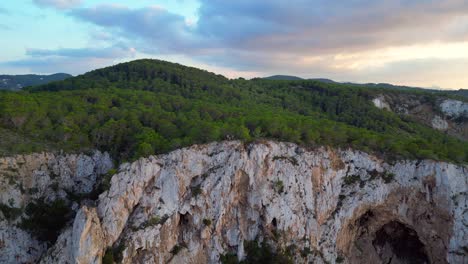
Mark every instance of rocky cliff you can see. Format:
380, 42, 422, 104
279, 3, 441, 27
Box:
372, 95, 468, 140
0, 151, 113, 263
1, 141, 467, 263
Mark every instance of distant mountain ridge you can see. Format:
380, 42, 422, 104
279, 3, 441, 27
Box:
262, 75, 467, 98
0, 73, 72, 90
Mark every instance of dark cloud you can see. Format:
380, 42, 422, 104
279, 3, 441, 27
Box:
70, 5, 200, 53
65, 1, 468, 68
33, 0, 81, 10
7, 0, 468, 87
26, 44, 136, 59
3, 44, 136, 75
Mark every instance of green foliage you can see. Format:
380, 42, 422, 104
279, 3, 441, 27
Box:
241, 240, 293, 264
336, 255, 345, 263
146, 216, 161, 227
102, 248, 114, 264
19, 198, 71, 242
191, 185, 203, 197
203, 218, 212, 226
343, 175, 361, 186
273, 180, 285, 194
102, 243, 125, 264
382, 172, 395, 183
0, 59, 466, 164
220, 252, 239, 264
170, 243, 186, 255
0, 203, 22, 220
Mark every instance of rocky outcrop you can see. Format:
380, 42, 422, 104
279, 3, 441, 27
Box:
0, 151, 113, 208
0, 220, 46, 263
372, 95, 468, 140
432, 115, 449, 130
1, 142, 466, 263
0, 151, 113, 264
372, 96, 391, 111
39, 206, 104, 264
36, 141, 467, 264
440, 99, 468, 118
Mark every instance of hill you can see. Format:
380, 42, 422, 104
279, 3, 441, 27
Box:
263, 75, 303, 80
1, 59, 467, 163
0, 73, 72, 90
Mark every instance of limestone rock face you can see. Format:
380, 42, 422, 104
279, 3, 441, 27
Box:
432, 115, 449, 130
0, 151, 112, 264
371, 95, 468, 140
0, 150, 113, 208
440, 99, 468, 118
39, 206, 105, 264
72, 206, 105, 264
372, 96, 391, 111
2, 142, 467, 263
0, 219, 46, 263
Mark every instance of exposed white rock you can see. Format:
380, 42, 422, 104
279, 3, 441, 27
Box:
372, 96, 391, 111
432, 115, 449, 130
2, 142, 467, 263
0, 219, 46, 263
0, 151, 112, 264
72, 206, 105, 264
440, 99, 468, 118
45, 141, 467, 264
0, 151, 113, 208
39, 206, 105, 264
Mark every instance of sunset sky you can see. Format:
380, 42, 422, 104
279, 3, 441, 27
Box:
1, 0, 468, 89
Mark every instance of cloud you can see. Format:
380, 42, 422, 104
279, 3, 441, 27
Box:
11, 1, 468, 88
67, 1, 468, 59
33, 0, 81, 10
70, 5, 199, 53
26, 45, 137, 59
2, 56, 117, 75
3, 45, 136, 75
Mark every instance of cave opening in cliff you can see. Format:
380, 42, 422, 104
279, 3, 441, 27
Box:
372, 221, 429, 264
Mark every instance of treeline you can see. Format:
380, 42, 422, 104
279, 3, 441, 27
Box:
0, 59, 466, 163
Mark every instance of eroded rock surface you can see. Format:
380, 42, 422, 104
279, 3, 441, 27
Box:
0, 151, 112, 264
1, 142, 467, 263
371, 95, 468, 140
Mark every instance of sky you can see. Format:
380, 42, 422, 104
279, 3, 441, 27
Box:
1, 0, 468, 89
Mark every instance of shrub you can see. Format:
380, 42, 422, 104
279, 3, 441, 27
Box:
203, 218, 212, 226
170, 243, 186, 255
0, 203, 22, 220
19, 198, 72, 243
343, 174, 360, 186
146, 216, 161, 227
220, 252, 238, 264
191, 185, 202, 197
273, 180, 284, 194
102, 243, 125, 264
102, 248, 114, 264
242, 240, 293, 264
382, 172, 395, 183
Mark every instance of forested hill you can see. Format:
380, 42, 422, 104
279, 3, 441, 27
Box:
1, 59, 467, 163
26, 59, 227, 92
0, 73, 71, 90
